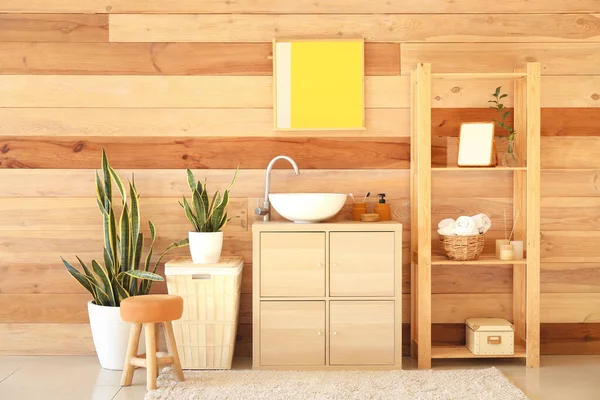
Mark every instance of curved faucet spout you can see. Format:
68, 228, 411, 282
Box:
256, 155, 300, 221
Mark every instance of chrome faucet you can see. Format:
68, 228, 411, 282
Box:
255, 155, 300, 221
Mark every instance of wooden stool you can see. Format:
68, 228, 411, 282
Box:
120, 294, 185, 390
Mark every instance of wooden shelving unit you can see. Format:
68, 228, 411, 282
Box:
410, 63, 541, 369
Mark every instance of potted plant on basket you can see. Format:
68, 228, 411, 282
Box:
62, 150, 188, 370
181, 168, 239, 264
489, 86, 519, 167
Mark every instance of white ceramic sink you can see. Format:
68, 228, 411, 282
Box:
269, 193, 348, 223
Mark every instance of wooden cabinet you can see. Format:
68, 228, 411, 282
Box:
253, 222, 402, 370
330, 232, 395, 296
330, 301, 395, 365
260, 301, 325, 366
260, 232, 326, 297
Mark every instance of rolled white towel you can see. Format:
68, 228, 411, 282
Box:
438, 225, 457, 236
438, 218, 455, 230
454, 216, 479, 236
471, 213, 492, 234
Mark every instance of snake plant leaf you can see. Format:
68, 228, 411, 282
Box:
192, 190, 207, 230
186, 169, 196, 192
116, 281, 130, 301
62, 258, 96, 298
108, 163, 127, 206
121, 270, 164, 281
130, 233, 144, 295
95, 171, 106, 206
92, 259, 115, 305
183, 196, 200, 231
108, 206, 118, 267
144, 221, 157, 273
211, 190, 229, 231
207, 190, 220, 220
130, 182, 141, 262
201, 178, 209, 213
227, 165, 240, 191
101, 149, 112, 209
76, 256, 99, 299
217, 212, 228, 231
103, 248, 115, 279
119, 206, 130, 274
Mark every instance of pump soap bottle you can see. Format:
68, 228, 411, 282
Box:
375, 193, 391, 221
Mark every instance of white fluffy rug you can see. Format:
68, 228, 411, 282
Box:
146, 367, 527, 400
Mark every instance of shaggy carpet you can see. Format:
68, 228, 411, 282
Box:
146, 367, 527, 400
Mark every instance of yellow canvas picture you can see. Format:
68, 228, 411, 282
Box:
274, 39, 365, 130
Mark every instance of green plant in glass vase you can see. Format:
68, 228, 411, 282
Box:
489, 86, 519, 167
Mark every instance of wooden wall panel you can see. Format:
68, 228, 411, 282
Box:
541, 198, 600, 230
109, 14, 600, 43
402, 43, 600, 75
542, 264, 600, 293
0, 169, 411, 198
541, 170, 600, 197
542, 231, 600, 262
2, 1, 600, 14
0, 108, 407, 138
0, 324, 96, 355
541, 294, 600, 323
0, 75, 597, 108
0, 137, 413, 169
542, 137, 600, 168
0, 42, 399, 76
0, 14, 108, 42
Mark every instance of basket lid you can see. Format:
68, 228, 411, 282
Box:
466, 318, 514, 332
165, 256, 243, 276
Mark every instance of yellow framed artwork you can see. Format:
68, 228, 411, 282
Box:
273, 38, 365, 131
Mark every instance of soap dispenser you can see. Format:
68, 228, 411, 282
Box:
375, 193, 391, 221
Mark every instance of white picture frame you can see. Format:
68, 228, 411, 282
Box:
457, 122, 496, 167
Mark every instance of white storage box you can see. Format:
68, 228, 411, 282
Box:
466, 318, 514, 356
165, 256, 243, 369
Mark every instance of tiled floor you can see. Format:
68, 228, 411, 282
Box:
0, 355, 599, 399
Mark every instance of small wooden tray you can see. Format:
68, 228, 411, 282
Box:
360, 213, 381, 222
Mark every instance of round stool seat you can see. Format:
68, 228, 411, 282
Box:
120, 294, 183, 323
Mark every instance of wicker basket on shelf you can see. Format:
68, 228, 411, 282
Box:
439, 234, 485, 261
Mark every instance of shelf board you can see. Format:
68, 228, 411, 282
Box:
432, 166, 526, 171
432, 344, 526, 359
432, 254, 527, 266
432, 72, 527, 80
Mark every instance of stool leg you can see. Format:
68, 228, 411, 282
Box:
120, 322, 142, 386
145, 323, 158, 391
154, 323, 161, 377
163, 321, 184, 382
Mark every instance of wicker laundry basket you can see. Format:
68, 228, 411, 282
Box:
165, 256, 243, 370
439, 234, 485, 261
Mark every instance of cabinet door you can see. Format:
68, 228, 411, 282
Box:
260, 301, 326, 366
330, 232, 395, 296
260, 232, 326, 297
330, 301, 395, 365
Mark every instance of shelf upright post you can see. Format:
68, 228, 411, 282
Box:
415, 63, 432, 369
526, 62, 542, 368
512, 67, 528, 349
410, 68, 419, 359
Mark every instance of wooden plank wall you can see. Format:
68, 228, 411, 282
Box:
1, 2, 599, 357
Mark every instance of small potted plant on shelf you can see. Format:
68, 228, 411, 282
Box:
181, 167, 239, 264
62, 150, 188, 370
489, 86, 519, 167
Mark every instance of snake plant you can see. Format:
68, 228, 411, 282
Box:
62, 150, 188, 307
180, 167, 239, 232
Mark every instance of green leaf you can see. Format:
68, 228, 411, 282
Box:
103, 248, 114, 278
95, 171, 106, 207
503, 111, 511, 120
130, 233, 144, 295
108, 206, 118, 270
488, 100, 497, 103
92, 260, 115, 305
186, 169, 196, 192
499, 93, 508, 99
211, 190, 229, 231
193, 190, 207, 229
108, 166, 127, 206
144, 221, 157, 273
129, 183, 140, 267
101, 149, 112, 209
227, 165, 240, 192
141, 237, 189, 294
115, 281, 130, 301
120, 270, 165, 282
183, 196, 200, 231
62, 258, 96, 298
494, 86, 501, 97
119, 206, 130, 273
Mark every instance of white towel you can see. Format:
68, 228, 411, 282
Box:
454, 216, 479, 236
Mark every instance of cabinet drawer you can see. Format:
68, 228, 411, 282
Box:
260, 232, 326, 297
329, 301, 395, 365
260, 301, 326, 366
330, 232, 395, 297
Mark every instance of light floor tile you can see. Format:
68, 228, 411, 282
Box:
0, 356, 30, 383
0, 383, 121, 400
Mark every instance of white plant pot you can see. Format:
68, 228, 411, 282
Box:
88, 301, 144, 370
189, 231, 224, 264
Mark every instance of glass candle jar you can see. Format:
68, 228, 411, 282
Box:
510, 240, 524, 260
496, 239, 510, 258
499, 244, 514, 261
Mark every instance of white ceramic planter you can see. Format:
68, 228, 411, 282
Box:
189, 231, 224, 264
88, 301, 144, 370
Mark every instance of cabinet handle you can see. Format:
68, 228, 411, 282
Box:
332, 263, 339, 267
333, 331, 338, 336
317, 262, 323, 267
317, 332, 322, 336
